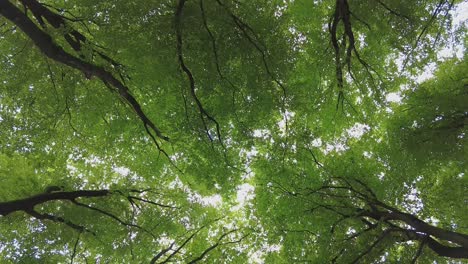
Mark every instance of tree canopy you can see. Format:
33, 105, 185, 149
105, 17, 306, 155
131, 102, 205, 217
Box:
0, 0, 467, 263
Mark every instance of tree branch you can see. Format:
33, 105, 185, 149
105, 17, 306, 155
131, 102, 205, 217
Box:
0, 0, 169, 145
26, 209, 89, 234
71, 200, 158, 239
70, 232, 81, 264
175, 0, 223, 144
375, 0, 412, 21
0, 190, 109, 216
307, 178, 468, 260
188, 229, 238, 264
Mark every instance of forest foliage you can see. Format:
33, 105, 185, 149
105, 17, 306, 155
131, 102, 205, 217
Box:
0, 0, 467, 263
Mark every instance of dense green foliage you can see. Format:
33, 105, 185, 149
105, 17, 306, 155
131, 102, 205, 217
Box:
0, 0, 467, 263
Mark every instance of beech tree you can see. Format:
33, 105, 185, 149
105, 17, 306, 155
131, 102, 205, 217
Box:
0, 0, 467, 263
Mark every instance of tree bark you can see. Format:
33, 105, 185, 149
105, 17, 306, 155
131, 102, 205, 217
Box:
0, 190, 109, 216
361, 209, 468, 248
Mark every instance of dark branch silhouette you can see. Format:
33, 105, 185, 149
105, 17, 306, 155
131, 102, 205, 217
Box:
175, 0, 224, 145
402, 0, 455, 70
301, 177, 468, 260
0, 0, 169, 147
0, 188, 178, 242
0, 190, 109, 216
328, 0, 383, 106
70, 232, 81, 264
375, 0, 412, 21
215, 0, 287, 101
188, 229, 242, 263
199, 0, 250, 135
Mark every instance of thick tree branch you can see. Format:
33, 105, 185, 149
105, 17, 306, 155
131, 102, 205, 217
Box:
306, 178, 468, 259
424, 236, 468, 259
329, 0, 382, 102
360, 209, 468, 248
0, 188, 174, 243
404, 231, 468, 259
0, 190, 109, 216
0, 0, 169, 145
